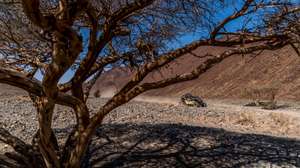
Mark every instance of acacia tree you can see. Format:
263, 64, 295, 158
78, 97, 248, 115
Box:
0, 0, 299, 167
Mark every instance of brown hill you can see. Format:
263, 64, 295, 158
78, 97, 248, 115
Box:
1, 45, 299, 101
93, 46, 300, 101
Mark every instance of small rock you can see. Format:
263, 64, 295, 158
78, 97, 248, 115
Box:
181, 93, 207, 107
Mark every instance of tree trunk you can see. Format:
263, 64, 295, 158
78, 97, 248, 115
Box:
34, 97, 61, 168
61, 128, 92, 168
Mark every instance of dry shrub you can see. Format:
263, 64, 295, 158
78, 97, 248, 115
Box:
243, 86, 278, 102
243, 86, 280, 110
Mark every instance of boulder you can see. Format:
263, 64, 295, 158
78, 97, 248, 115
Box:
181, 93, 207, 107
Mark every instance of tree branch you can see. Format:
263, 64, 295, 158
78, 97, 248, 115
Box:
0, 67, 89, 122
0, 127, 32, 157
21, 0, 55, 29
210, 0, 254, 40
69, 0, 156, 91
112, 34, 282, 99
129, 42, 288, 96
0, 127, 45, 167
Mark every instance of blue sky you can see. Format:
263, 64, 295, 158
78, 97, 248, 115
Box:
34, 0, 297, 83
34, 1, 252, 83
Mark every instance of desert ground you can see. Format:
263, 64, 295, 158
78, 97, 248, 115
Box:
1, 86, 300, 167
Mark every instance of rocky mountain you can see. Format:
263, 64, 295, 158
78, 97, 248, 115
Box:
1, 45, 299, 101
92, 45, 300, 101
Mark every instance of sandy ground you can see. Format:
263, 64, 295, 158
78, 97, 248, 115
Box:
100, 91, 300, 139
128, 96, 300, 139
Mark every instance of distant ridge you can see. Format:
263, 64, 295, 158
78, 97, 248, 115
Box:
93, 45, 300, 101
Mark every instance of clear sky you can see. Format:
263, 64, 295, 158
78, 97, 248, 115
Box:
34, 0, 297, 83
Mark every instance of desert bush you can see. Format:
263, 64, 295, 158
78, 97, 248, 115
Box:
243, 86, 281, 110
243, 86, 278, 103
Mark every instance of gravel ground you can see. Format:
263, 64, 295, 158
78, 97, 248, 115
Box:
0, 95, 300, 167
0, 96, 206, 143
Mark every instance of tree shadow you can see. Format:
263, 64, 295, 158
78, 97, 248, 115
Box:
88, 123, 300, 168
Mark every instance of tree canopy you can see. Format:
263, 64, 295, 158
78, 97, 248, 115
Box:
0, 0, 299, 167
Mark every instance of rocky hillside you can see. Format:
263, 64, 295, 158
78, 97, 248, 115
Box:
1, 45, 299, 101
93, 45, 300, 101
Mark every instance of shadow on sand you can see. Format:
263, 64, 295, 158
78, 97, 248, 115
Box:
82, 123, 300, 168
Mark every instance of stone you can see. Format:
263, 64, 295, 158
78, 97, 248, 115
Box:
181, 93, 207, 107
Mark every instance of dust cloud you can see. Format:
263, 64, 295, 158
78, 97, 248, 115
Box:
134, 96, 180, 105
99, 88, 179, 105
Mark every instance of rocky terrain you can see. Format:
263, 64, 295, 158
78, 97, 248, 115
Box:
1, 90, 300, 167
